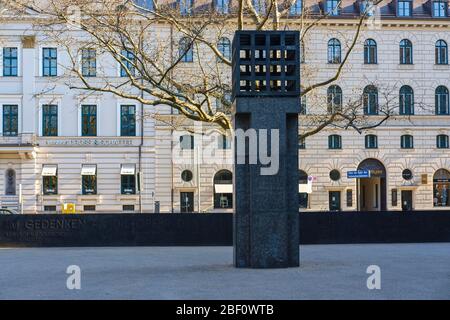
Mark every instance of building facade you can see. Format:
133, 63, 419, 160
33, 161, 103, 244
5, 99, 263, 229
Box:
1, 0, 450, 213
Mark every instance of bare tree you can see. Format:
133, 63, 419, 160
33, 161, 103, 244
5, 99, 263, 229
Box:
4, 0, 393, 138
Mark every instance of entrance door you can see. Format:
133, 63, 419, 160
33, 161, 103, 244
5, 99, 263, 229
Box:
401, 190, 413, 211
180, 192, 194, 213
357, 159, 387, 211
329, 191, 341, 211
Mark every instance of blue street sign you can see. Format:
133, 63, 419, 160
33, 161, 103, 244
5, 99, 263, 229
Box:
347, 170, 371, 179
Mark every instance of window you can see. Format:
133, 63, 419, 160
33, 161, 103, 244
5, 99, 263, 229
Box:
218, 134, 231, 149
399, 85, 414, 115
179, 37, 193, 62
299, 136, 306, 149
81, 49, 96, 77
123, 204, 135, 211
134, 0, 154, 10
437, 134, 449, 148
120, 50, 136, 77
121, 164, 136, 195
181, 170, 193, 182
43, 48, 57, 77
363, 85, 378, 115
81, 105, 97, 136
2, 105, 18, 136
42, 104, 58, 136
435, 40, 448, 65
120, 105, 136, 136
364, 39, 377, 64
398, 0, 412, 17
326, 0, 340, 15
329, 169, 341, 181
215, 0, 229, 14
433, 0, 447, 17
434, 169, 450, 207
399, 39, 413, 64
3, 47, 18, 77
365, 134, 378, 149
84, 205, 96, 212
217, 37, 231, 61
328, 134, 342, 149
180, 134, 194, 149
42, 165, 58, 195
214, 170, 233, 209
299, 170, 309, 209
289, 0, 302, 15
401, 134, 414, 149
328, 38, 341, 64
44, 205, 57, 212
435, 86, 449, 115
360, 0, 375, 16
402, 169, 413, 180
327, 85, 342, 113
81, 165, 97, 195
179, 0, 193, 15
252, 0, 267, 14
300, 94, 307, 114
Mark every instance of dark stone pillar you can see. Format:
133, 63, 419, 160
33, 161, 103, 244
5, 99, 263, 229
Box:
232, 31, 300, 268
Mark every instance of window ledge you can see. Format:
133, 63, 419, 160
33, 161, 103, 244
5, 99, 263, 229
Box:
77, 195, 102, 202
116, 194, 139, 201
41, 195, 59, 201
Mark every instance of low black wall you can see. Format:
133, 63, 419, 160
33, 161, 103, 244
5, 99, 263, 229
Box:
1, 211, 450, 247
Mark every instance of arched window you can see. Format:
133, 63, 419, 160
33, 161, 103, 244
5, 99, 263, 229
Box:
436, 85, 449, 115
399, 85, 414, 115
299, 170, 309, 209
217, 37, 231, 61
328, 38, 341, 64
433, 169, 450, 207
436, 40, 448, 65
364, 39, 377, 64
328, 134, 342, 149
179, 37, 193, 62
5, 169, 16, 195
400, 134, 414, 149
327, 85, 342, 113
214, 170, 233, 209
363, 85, 378, 115
400, 39, 413, 64
437, 134, 449, 149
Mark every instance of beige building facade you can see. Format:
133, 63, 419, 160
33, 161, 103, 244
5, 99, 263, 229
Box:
2, 0, 450, 213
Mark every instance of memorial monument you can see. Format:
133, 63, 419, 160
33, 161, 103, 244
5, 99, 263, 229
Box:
232, 31, 301, 268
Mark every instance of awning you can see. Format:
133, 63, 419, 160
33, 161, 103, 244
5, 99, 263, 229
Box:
299, 183, 312, 194
42, 164, 57, 176
81, 165, 97, 176
121, 164, 136, 175
215, 184, 233, 193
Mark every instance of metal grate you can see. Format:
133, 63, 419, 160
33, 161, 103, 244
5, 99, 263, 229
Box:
232, 30, 300, 98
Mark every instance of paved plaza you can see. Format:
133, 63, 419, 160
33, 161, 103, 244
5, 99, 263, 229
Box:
0, 243, 449, 300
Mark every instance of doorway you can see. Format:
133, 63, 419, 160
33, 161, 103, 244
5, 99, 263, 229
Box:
180, 192, 194, 213
329, 191, 341, 211
357, 159, 387, 211
401, 190, 413, 211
